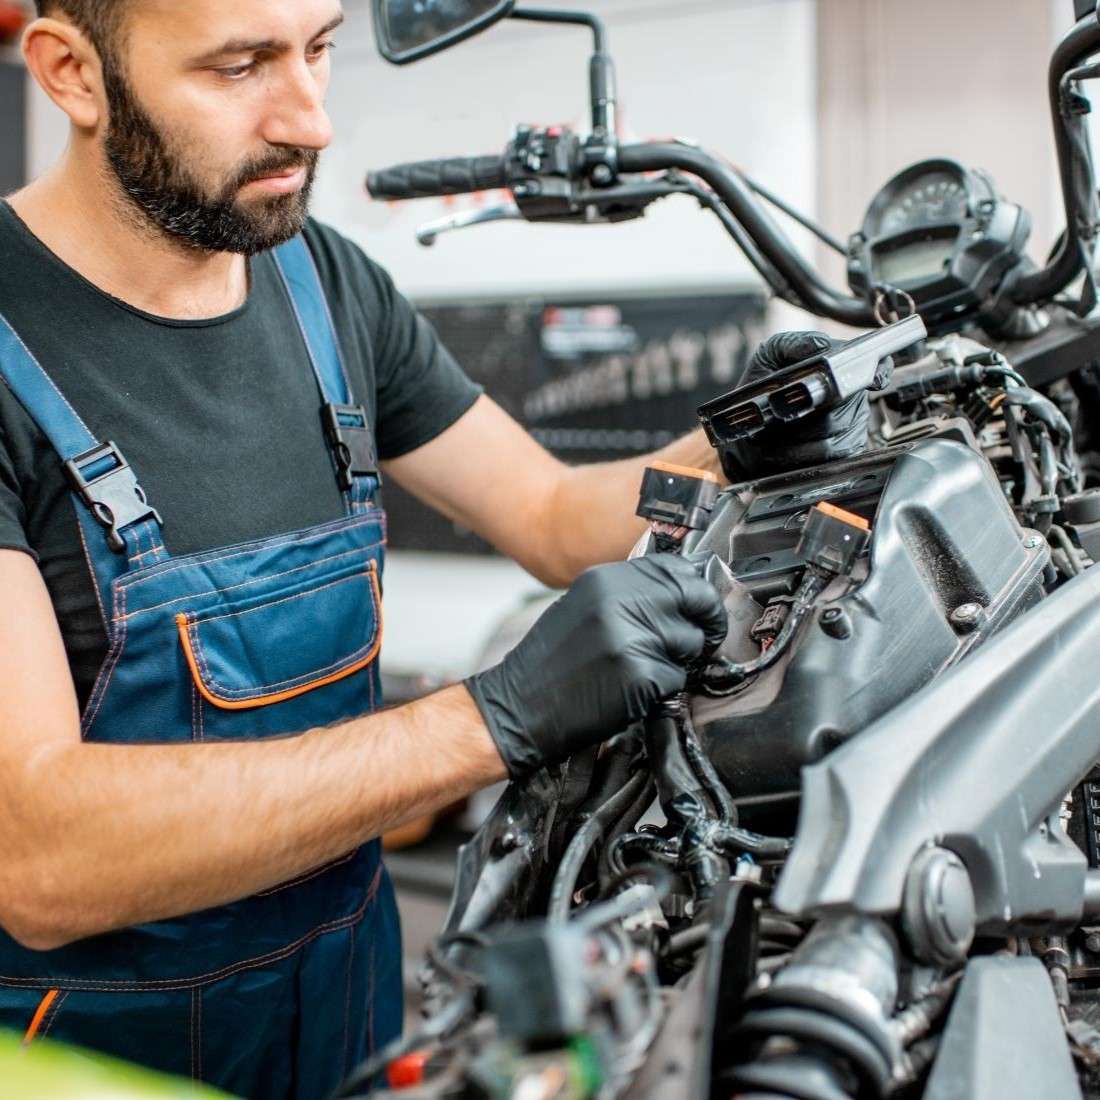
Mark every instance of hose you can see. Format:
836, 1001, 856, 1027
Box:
680, 707, 737, 824
1050, 524, 1085, 576
547, 769, 652, 922
597, 775, 663, 890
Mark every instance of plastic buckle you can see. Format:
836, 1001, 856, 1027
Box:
63, 442, 162, 554
322, 403, 378, 491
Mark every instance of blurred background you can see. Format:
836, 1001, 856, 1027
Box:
0, 0, 1089, 1017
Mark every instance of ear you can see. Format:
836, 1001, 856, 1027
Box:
22, 17, 107, 131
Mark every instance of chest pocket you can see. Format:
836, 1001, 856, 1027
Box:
175, 557, 381, 710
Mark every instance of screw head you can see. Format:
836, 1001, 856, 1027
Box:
949, 602, 984, 633
1023, 534, 1043, 550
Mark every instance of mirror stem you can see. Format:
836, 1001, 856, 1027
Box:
509, 8, 616, 138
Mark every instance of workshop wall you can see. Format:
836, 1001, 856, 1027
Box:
314, 0, 819, 300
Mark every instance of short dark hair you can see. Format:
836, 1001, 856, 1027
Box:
34, 1, 129, 63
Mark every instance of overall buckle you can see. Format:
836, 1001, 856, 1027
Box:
64, 442, 163, 553
322, 403, 378, 491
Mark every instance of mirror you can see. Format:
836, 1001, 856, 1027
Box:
373, 0, 515, 65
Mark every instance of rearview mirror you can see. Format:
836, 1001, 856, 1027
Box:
372, 0, 515, 65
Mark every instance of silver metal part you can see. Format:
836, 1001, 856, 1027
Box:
416, 201, 522, 246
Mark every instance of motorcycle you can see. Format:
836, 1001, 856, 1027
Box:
337, 2, 1100, 1097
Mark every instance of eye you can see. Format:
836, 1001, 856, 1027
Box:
215, 60, 257, 81
308, 40, 336, 63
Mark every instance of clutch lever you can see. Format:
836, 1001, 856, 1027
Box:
415, 201, 522, 247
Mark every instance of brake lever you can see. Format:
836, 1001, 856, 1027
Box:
415, 201, 522, 247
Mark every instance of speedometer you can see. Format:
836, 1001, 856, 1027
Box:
878, 173, 969, 236
847, 158, 1031, 329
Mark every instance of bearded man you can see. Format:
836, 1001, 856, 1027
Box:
0, 2, 731, 1096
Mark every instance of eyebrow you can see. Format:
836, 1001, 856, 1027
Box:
189, 12, 345, 66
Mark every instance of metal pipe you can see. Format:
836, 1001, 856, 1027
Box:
1013, 14, 1100, 302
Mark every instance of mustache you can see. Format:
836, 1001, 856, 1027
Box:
231, 148, 319, 190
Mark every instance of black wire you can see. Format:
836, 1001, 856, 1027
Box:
333, 991, 474, 1098
743, 174, 848, 256
1050, 524, 1084, 576
548, 770, 652, 922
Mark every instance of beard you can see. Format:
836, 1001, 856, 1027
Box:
102, 64, 318, 255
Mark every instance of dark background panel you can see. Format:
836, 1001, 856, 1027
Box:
384, 291, 767, 554
0, 63, 26, 194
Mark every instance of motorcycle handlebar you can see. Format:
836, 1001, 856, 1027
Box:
367, 155, 508, 200
618, 143, 877, 326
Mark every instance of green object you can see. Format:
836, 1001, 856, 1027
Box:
0, 1029, 234, 1099
568, 1035, 605, 1097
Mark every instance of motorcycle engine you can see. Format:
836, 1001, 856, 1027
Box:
684, 429, 1048, 826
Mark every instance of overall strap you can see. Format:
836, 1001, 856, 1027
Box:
0, 313, 167, 572
272, 235, 380, 512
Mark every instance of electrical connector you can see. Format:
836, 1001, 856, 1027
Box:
796, 502, 871, 576
636, 462, 719, 531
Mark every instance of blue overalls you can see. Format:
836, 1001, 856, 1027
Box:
0, 236, 402, 1098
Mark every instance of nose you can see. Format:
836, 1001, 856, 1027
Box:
261, 61, 334, 151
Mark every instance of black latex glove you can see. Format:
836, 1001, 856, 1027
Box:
466, 555, 728, 779
720, 330, 882, 480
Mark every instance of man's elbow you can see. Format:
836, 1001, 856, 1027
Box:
0, 863, 90, 952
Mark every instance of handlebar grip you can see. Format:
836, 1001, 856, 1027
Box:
367, 155, 508, 200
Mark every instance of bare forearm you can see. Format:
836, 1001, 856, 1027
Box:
542, 428, 725, 585
6, 685, 503, 949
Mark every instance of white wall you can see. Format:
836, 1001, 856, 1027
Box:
310, 0, 820, 299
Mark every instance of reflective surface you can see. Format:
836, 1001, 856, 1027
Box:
378, 0, 511, 57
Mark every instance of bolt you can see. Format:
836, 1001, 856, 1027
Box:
1024, 534, 1043, 550
591, 163, 614, 186
819, 606, 853, 640
1086, 933, 1100, 954
495, 829, 521, 855
949, 602, 984, 633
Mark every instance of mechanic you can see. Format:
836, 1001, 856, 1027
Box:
0, 2, 863, 1096
0, 2, 731, 1096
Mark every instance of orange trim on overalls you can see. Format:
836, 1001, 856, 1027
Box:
23, 989, 59, 1045
175, 566, 383, 711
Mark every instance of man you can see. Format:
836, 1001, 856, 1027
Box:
0, 2, 733, 1096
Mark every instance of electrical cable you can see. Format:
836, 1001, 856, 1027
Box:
1051, 524, 1085, 576
743, 174, 848, 256
547, 769, 652, 922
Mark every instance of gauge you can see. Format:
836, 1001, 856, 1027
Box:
878, 173, 969, 236
847, 159, 1031, 330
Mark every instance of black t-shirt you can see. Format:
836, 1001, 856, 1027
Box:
0, 203, 482, 708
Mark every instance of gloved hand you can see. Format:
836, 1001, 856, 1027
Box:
720, 330, 883, 480
466, 555, 728, 779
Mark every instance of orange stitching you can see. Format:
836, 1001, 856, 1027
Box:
38, 990, 67, 1041
75, 520, 108, 630
342, 924, 355, 1077
177, 569, 383, 710
80, 581, 128, 737
0, 862, 382, 992
121, 539, 381, 622
116, 507, 382, 591
196, 985, 202, 1080
192, 564, 374, 628
22, 988, 59, 1044
256, 849, 358, 896
185, 568, 379, 696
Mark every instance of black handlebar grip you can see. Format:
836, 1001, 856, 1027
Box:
367, 155, 508, 200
